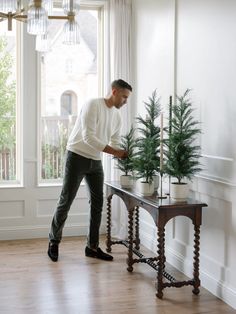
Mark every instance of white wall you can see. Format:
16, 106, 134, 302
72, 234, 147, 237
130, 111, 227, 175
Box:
132, 0, 236, 309
131, 0, 175, 117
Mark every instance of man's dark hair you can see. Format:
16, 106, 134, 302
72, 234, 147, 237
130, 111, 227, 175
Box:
111, 79, 132, 92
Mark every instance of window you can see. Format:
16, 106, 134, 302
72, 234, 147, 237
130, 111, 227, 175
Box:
39, 5, 103, 182
0, 20, 19, 184
65, 58, 73, 74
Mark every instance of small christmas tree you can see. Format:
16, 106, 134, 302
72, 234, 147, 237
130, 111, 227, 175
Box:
136, 89, 161, 148
133, 90, 161, 183
115, 125, 135, 176
133, 136, 158, 183
165, 89, 201, 184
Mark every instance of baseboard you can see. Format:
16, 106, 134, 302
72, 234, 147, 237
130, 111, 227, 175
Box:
0, 224, 106, 241
140, 228, 236, 310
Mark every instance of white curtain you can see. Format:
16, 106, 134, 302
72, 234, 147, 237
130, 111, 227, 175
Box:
103, 0, 132, 239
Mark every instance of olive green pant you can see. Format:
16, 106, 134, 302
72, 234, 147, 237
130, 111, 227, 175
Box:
49, 151, 104, 249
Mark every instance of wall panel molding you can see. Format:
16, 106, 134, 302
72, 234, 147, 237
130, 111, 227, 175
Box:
196, 174, 236, 188
0, 201, 25, 219
201, 154, 234, 162
0, 222, 106, 241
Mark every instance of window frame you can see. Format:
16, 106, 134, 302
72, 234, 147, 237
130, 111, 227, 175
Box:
0, 21, 23, 187
37, 1, 105, 186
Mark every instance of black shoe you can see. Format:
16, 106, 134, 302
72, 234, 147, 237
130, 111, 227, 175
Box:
48, 242, 59, 262
85, 246, 113, 261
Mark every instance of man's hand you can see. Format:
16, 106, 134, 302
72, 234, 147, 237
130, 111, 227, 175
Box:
113, 149, 128, 159
103, 145, 128, 158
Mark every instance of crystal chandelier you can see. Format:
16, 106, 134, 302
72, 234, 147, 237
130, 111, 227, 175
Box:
0, 0, 80, 50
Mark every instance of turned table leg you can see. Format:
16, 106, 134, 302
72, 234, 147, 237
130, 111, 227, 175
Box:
192, 224, 201, 295
127, 208, 134, 272
134, 206, 140, 250
106, 195, 113, 253
156, 226, 165, 299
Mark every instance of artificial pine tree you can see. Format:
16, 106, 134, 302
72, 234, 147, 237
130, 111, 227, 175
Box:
115, 125, 135, 176
136, 89, 161, 149
165, 89, 201, 184
133, 90, 161, 183
133, 136, 158, 183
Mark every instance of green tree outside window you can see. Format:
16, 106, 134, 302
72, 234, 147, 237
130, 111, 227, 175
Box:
0, 37, 16, 180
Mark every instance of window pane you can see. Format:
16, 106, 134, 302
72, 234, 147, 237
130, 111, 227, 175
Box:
0, 21, 17, 183
39, 8, 99, 182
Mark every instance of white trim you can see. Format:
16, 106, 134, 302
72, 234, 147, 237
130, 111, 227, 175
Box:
36, 46, 42, 186
38, 180, 86, 187
201, 154, 234, 162
165, 247, 236, 310
54, 0, 107, 8
17, 22, 23, 187
0, 223, 106, 241
0, 183, 23, 189
0, 20, 22, 187
195, 174, 236, 187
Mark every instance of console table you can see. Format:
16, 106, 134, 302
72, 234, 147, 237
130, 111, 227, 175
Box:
105, 181, 207, 299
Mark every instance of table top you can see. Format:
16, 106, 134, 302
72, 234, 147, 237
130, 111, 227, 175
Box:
105, 181, 208, 209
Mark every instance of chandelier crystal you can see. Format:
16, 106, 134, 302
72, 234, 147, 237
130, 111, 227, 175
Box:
43, 0, 53, 15
63, 17, 80, 45
27, 2, 48, 35
63, 0, 80, 14
0, 0, 17, 14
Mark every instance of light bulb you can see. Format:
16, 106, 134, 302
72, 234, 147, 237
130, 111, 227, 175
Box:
27, 4, 48, 35
63, 19, 80, 45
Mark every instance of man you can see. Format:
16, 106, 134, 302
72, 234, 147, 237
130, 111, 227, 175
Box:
48, 79, 132, 262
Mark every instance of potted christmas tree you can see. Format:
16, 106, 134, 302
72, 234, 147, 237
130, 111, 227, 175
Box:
115, 126, 135, 188
165, 89, 201, 200
134, 90, 161, 195
133, 136, 159, 195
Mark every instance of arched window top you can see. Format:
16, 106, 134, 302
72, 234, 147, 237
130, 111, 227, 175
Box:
60, 90, 78, 116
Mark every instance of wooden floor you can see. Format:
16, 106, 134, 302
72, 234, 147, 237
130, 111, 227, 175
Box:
0, 236, 235, 314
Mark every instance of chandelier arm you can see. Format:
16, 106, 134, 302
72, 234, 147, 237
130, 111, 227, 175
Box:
14, 15, 27, 22
12, 14, 70, 22
0, 12, 8, 18
8, 15, 13, 31
48, 16, 70, 20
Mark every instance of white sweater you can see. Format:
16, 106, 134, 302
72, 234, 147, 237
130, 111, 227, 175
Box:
67, 98, 122, 160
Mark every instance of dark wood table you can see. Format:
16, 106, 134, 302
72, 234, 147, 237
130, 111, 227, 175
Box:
105, 181, 207, 299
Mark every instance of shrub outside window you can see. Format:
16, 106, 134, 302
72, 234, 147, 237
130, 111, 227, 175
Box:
0, 21, 19, 184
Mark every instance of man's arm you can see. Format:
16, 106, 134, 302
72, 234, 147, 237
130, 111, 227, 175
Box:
81, 101, 107, 151
103, 145, 128, 158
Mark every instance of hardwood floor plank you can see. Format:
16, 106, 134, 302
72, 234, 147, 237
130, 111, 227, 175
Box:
0, 236, 235, 314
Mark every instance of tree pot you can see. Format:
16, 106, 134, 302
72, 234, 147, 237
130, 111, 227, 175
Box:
120, 175, 133, 188
136, 180, 154, 196
170, 182, 189, 201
